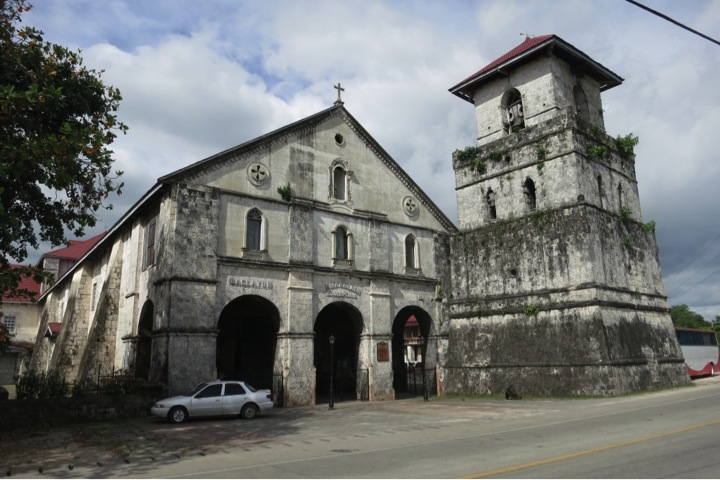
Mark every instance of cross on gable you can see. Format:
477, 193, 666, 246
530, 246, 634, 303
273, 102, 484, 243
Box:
334, 83, 345, 105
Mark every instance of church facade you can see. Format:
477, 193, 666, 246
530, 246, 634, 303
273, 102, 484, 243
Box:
28, 35, 689, 405
29, 101, 455, 406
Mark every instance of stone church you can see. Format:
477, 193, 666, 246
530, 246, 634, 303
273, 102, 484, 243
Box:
28, 35, 689, 405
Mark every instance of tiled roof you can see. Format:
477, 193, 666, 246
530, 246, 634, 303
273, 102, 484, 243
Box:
46, 322, 62, 336
449, 34, 622, 102
42, 232, 106, 261
452, 34, 555, 90
1, 265, 42, 302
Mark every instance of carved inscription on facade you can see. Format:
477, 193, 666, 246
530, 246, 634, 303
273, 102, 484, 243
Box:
228, 277, 274, 290
325, 283, 361, 298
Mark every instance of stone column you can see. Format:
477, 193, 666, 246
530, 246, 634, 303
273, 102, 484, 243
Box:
283, 270, 315, 406
366, 279, 393, 400
278, 333, 315, 406
365, 334, 394, 400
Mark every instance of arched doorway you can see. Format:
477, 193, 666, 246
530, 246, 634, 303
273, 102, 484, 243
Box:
135, 300, 153, 380
392, 307, 432, 398
314, 302, 363, 403
216, 295, 280, 390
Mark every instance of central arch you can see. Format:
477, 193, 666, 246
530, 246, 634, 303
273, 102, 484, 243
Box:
216, 295, 280, 390
314, 301, 363, 403
392, 306, 432, 398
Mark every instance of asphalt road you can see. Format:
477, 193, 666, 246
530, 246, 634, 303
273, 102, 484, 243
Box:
5, 376, 720, 478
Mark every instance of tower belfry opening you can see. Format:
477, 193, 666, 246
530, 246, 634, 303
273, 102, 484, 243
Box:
445, 34, 689, 397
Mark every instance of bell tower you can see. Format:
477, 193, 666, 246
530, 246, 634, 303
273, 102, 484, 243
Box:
444, 35, 689, 396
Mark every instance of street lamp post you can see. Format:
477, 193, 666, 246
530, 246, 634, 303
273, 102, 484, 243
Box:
420, 336, 429, 401
329, 334, 335, 410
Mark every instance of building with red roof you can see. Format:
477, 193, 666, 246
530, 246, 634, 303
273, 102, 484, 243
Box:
1, 232, 104, 387
37, 232, 106, 294
1, 265, 42, 386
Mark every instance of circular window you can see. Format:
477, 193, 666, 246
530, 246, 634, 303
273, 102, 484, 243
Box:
509, 268, 518, 278
402, 196, 419, 217
335, 133, 344, 145
247, 162, 269, 186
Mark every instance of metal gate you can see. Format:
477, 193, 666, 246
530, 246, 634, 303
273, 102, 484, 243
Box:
398, 363, 436, 398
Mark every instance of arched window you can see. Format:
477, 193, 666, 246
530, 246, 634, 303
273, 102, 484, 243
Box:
502, 89, 525, 134
523, 178, 537, 211
334, 226, 349, 260
246, 207, 263, 250
333, 166, 346, 201
487, 189, 497, 220
405, 234, 418, 270
144, 218, 157, 269
573, 85, 590, 122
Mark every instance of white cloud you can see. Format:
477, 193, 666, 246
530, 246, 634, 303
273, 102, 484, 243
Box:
18, 0, 720, 319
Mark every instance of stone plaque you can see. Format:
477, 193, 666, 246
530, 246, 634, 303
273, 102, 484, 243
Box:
376, 342, 389, 362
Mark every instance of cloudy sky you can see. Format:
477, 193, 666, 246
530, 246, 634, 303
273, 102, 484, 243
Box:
20, 0, 720, 319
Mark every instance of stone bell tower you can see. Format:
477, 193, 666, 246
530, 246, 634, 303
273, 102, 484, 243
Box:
443, 35, 689, 396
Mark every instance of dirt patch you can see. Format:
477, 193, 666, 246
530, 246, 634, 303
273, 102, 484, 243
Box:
1, 415, 275, 473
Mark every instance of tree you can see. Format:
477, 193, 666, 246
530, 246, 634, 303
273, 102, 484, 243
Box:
0, 317, 9, 354
0, 0, 126, 297
669, 304, 711, 330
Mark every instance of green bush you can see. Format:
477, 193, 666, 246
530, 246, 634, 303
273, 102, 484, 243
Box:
586, 144, 608, 159
456, 145, 481, 162
615, 133, 639, 156
16, 368, 42, 399
71, 378, 95, 398
16, 369, 68, 399
618, 206, 633, 223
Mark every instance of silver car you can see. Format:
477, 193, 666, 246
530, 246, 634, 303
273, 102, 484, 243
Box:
151, 380, 273, 423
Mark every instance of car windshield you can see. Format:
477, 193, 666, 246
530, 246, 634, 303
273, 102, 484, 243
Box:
244, 383, 257, 392
189, 383, 208, 396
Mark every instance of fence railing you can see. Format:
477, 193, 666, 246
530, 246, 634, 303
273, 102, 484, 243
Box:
402, 364, 437, 397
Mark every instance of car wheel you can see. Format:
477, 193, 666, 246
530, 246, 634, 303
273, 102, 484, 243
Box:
241, 403, 259, 419
169, 406, 188, 424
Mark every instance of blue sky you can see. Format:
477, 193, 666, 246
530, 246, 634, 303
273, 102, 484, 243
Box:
20, 0, 720, 319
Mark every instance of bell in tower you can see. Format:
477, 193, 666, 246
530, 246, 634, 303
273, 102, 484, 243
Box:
444, 35, 689, 398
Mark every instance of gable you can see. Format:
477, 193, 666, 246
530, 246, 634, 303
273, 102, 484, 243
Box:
170, 106, 456, 233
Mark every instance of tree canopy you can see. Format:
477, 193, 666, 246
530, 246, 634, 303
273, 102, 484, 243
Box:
670, 304, 712, 330
0, 0, 126, 297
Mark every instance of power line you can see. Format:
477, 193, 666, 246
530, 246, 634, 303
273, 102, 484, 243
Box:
664, 230, 720, 291
691, 285, 720, 309
671, 260, 720, 300
625, 0, 720, 46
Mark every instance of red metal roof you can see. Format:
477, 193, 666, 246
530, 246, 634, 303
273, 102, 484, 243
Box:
1, 265, 42, 302
42, 232, 106, 261
405, 315, 418, 327
46, 322, 62, 336
449, 34, 622, 102
452, 35, 555, 90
